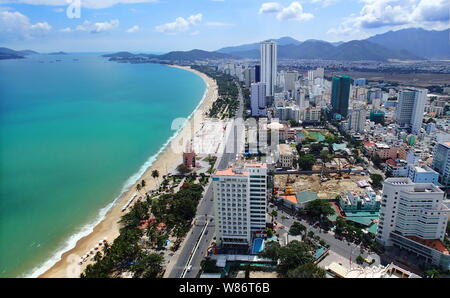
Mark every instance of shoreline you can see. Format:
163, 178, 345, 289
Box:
37, 64, 218, 278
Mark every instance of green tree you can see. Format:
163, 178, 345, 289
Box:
270, 210, 278, 222
151, 170, 160, 185
131, 252, 164, 278
370, 174, 384, 189
310, 143, 323, 154
356, 255, 365, 265
425, 268, 441, 278
298, 154, 316, 171
286, 263, 326, 278
289, 222, 306, 236
277, 241, 315, 276
304, 199, 335, 221
259, 241, 281, 261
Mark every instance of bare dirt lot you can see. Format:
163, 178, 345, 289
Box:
275, 173, 368, 199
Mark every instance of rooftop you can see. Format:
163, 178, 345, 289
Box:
406, 236, 449, 254
215, 167, 249, 177
296, 191, 318, 203
280, 195, 297, 204
279, 144, 295, 155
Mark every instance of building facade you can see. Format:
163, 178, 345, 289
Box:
431, 142, 450, 187
395, 88, 427, 135
250, 82, 267, 117
377, 178, 450, 270
331, 75, 352, 118
213, 163, 268, 247
260, 41, 277, 97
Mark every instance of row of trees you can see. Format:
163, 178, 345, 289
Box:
82, 182, 205, 278
82, 200, 164, 278
192, 66, 239, 119
260, 241, 326, 278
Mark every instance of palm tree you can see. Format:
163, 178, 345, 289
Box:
141, 179, 146, 191
136, 183, 142, 194
151, 170, 160, 186
270, 210, 278, 223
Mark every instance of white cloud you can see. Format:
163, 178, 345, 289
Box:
0, 10, 52, 40
0, 0, 159, 9
328, 0, 450, 38
126, 25, 140, 33
75, 19, 119, 33
30, 21, 52, 32
155, 13, 202, 34
60, 27, 72, 32
205, 21, 234, 27
259, 2, 314, 21
259, 2, 283, 14
304, 0, 339, 7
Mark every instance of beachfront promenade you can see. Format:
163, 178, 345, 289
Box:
165, 81, 245, 278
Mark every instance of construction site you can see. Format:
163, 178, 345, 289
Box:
273, 157, 368, 199
274, 172, 369, 199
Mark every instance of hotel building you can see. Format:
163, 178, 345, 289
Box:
213, 163, 268, 247
377, 178, 450, 270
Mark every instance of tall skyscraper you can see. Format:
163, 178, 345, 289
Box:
331, 75, 352, 118
260, 41, 277, 97
250, 82, 267, 117
431, 142, 450, 187
377, 178, 450, 270
213, 163, 268, 247
395, 88, 427, 135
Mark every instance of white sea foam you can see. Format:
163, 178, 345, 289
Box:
23, 67, 209, 278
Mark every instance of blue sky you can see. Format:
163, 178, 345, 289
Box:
0, 0, 449, 52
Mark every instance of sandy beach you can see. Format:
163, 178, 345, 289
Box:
39, 65, 218, 278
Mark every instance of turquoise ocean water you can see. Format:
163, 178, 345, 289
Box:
0, 53, 206, 277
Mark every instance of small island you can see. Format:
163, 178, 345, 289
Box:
48, 51, 68, 55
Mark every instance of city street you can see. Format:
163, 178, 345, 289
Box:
268, 205, 381, 267
167, 80, 245, 278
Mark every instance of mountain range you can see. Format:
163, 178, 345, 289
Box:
217, 28, 450, 60
2, 28, 449, 62
0, 47, 38, 60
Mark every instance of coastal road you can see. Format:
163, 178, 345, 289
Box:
167, 79, 245, 278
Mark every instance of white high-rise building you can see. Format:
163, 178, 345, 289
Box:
431, 142, 450, 187
250, 82, 267, 117
377, 178, 450, 269
294, 87, 307, 108
261, 41, 277, 97
283, 70, 298, 93
395, 88, 427, 135
213, 163, 268, 247
348, 108, 367, 133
